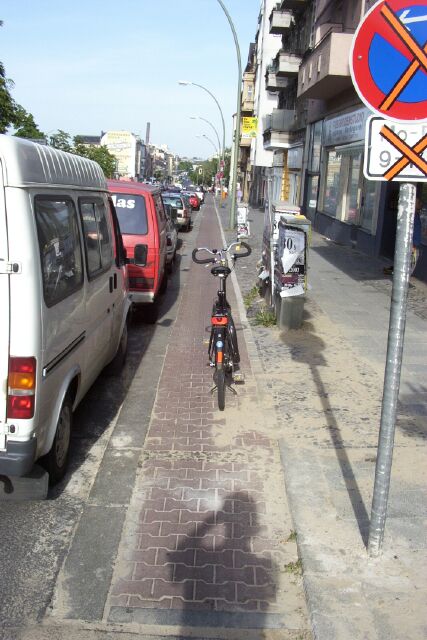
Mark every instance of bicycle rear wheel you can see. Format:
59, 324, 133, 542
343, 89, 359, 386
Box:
227, 314, 240, 364
216, 367, 225, 411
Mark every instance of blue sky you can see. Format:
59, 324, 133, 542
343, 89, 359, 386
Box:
1, 0, 261, 158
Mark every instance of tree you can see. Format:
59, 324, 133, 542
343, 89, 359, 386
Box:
49, 130, 73, 152
13, 106, 45, 139
0, 20, 44, 136
0, 57, 17, 133
178, 160, 193, 172
73, 138, 117, 178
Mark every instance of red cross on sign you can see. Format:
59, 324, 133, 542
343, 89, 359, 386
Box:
351, 0, 427, 122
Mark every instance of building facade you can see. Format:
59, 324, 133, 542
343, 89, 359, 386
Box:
247, 0, 427, 281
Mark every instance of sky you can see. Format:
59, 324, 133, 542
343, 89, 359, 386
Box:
1, 0, 261, 158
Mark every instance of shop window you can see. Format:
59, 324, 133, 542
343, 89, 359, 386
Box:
360, 179, 378, 233
343, 153, 362, 224
321, 149, 365, 224
323, 150, 342, 217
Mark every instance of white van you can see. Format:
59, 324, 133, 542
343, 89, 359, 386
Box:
0, 135, 130, 483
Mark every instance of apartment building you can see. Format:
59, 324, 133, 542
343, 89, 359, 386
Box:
247, 0, 427, 281
248, 0, 283, 207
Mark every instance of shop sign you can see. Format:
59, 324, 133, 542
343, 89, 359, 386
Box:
364, 116, 427, 181
241, 117, 258, 139
350, 0, 427, 122
323, 108, 371, 146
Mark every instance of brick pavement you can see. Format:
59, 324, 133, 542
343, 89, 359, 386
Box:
105, 197, 310, 634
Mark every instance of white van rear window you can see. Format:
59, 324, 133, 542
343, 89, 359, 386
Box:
111, 194, 148, 235
35, 197, 83, 307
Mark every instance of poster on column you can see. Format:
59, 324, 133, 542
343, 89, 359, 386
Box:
276, 223, 306, 297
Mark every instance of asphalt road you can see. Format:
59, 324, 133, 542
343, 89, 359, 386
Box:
0, 220, 195, 639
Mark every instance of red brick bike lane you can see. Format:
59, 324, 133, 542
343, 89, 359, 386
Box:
106, 197, 308, 633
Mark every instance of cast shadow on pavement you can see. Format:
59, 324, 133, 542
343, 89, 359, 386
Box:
280, 320, 370, 548
311, 242, 387, 284
167, 491, 278, 630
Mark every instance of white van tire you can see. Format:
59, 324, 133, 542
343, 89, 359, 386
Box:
43, 394, 73, 485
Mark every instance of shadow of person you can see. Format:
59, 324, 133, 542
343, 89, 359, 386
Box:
167, 491, 278, 634
280, 320, 370, 547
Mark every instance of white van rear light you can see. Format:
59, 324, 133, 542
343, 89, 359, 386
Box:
7, 357, 36, 419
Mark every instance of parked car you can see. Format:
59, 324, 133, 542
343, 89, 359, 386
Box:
195, 186, 205, 203
0, 135, 131, 483
163, 203, 178, 272
182, 190, 200, 211
161, 192, 192, 231
107, 180, 168, 323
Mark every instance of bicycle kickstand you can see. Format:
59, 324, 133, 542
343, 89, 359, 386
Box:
210, 382, 237, 396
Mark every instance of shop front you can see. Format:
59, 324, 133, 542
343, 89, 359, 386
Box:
311, 107, 381, 255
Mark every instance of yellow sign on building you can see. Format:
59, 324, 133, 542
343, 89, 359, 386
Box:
241, 117, 258, 139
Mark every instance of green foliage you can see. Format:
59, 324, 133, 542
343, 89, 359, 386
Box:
74, 138, 117, 178
283, 559, 302, 575
178, 160, 193, 172
0, 56, 18, 134
49, 130, 73, 152
243, 285, 260, 309
13, 107, 44, 139
253, 308, 277, 327
0, 21, 43, 136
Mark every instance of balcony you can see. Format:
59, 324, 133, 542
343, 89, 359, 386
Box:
240, 136, 252, 147
242, 95, 255, 112
279, 0, 308, 9
269, 7, 293, 34
297, 30, 354, 100
265, 66, 290, 92
263, 109, 296, 150
275, 49, 302, 77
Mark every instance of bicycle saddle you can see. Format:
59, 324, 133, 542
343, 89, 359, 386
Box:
211, 265, 231, 277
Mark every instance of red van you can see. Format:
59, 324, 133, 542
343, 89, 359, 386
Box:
107, 180, 168, 323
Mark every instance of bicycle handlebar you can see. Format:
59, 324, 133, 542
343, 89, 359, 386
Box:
192, 241, 251, 265
191, 248, 216, 264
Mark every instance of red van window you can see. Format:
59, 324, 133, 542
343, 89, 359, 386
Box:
111, 193, 148, 235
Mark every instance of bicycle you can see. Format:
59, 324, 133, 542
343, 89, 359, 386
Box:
192, 240, 252, 411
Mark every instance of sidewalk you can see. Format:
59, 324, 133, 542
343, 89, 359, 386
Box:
218, 199, 427, 640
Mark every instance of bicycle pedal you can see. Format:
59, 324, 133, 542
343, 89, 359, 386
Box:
203, 339, 210, 345
233, 372, 245, 383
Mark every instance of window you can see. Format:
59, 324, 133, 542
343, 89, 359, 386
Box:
35, 196, 83, 307
360, 179, 378, 233
321, 148, 365, 224
153, 195, 166, 223
79, 198, 112, 278
162, 196, 183, 210
111, 193, 148, 235
310, 122, 322, 173
323, 151, 342, 217
344, 153, 362, 223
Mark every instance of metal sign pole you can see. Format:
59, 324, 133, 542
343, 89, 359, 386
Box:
267, 171, 275, 308
368, 182, 416, 557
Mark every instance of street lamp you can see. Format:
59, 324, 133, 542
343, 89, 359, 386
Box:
215, 0, 242, 229
190, 116, 221, 160
178, 80, 225, 172
197, 134, 219, 157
